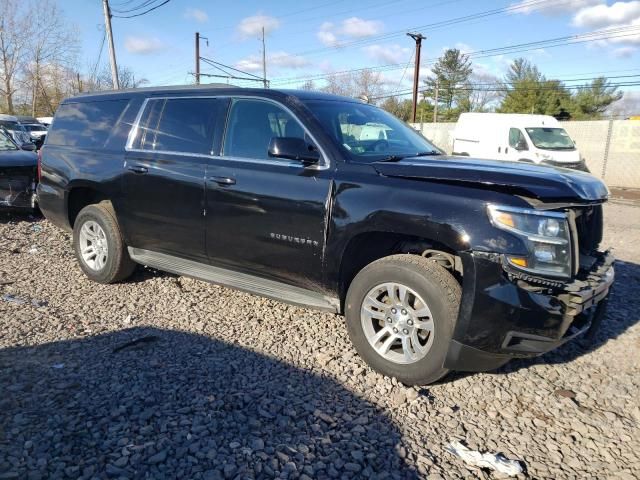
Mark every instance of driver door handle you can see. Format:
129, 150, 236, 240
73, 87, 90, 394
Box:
128, 165, 148, 174
209, 176, 236, 186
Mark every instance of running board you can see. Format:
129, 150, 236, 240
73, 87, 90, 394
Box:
128, 248, 340, 313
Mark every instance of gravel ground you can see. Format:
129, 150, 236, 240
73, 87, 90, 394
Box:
1, 201, 638, 480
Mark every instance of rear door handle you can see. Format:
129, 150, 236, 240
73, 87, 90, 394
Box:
128, 165, 148, 174
209, 176, 236, 186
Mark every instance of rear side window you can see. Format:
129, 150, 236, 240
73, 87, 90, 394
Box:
131, 97, 226, 155
47, 100, 129, 147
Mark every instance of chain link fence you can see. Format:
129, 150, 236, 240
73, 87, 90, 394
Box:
412, 120, 640, 189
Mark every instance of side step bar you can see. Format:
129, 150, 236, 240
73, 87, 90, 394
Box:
128, 248, 340, 313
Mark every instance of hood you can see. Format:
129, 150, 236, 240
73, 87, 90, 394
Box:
0, 149, 38, 168
373, 156, 608, 202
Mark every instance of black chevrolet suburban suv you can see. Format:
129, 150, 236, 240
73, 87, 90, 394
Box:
38, 86, 614, 385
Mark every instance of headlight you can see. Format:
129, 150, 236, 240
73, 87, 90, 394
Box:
487, 205, 572, 278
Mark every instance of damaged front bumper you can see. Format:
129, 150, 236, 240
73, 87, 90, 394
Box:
444, 250, 614, 372
0, 177, 38, 210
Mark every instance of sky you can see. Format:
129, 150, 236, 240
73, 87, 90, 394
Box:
63, 0, 640, 98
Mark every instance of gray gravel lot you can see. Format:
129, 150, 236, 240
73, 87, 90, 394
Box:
1, 201, 639, 479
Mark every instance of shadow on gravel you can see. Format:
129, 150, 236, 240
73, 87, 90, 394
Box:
0, 210, 42, 225
0, 327, 419, 479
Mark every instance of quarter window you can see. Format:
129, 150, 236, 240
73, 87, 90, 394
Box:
223, 99, 307, 160
133, 98, 226, 155
47, 99, 129, 147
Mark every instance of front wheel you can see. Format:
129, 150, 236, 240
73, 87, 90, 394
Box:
345, 254, 461, 385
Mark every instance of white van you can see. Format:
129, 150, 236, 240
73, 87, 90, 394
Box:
452, 113, 586, 171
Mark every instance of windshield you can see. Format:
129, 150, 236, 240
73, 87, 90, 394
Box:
0, 120, 19, 130
303, 100, 441, 161
23, 124, 46, 132
0, 130, 18, 151
525, 127, 575, 150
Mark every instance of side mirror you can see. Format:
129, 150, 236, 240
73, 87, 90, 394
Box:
268, 137, 320, 164
20, 142, 36, 151
516, 140, 528, 151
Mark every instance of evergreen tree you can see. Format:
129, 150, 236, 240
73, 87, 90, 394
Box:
423, 49, 473, 121
571, 77, 623, 119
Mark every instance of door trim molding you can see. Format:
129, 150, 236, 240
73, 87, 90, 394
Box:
128, 247, 340, 313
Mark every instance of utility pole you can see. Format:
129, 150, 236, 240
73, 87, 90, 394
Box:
102, 0, 120, 89
261, 26, 268, 89
407, 32, 426, 123
195, 32, 200, 85
433, 78, 439, 123
194, 33, 208, 85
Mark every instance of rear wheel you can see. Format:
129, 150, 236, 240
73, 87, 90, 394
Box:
345, 254, 461, 385
73, 202, 136, 284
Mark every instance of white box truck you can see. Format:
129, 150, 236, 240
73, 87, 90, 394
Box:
452, 113, 587, 171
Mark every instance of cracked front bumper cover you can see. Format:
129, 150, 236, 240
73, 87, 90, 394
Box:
444, 250, 614, 372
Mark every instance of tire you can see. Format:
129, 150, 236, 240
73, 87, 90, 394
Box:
345, 254, 461, 385
72, 201, 136, 284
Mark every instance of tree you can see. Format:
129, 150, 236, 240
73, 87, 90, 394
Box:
322, 69, 384, 103
380, 96, 413, 121
25, 0, 79, 115
571, 77, 622, 119
0, 0, 30, 113
90, 64, 149, 91
497, 59, 621, 119
498, 58, 571, 116
423, 48, 473, 121
457, 73, 501, 113
300, 80, 317, 91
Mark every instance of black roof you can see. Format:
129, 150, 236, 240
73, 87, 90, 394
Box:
64, 84, 360, 105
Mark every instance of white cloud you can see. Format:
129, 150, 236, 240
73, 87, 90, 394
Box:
235, 51, 309, 73
511, 0, 603, 16
237, 14, 280, 38
341, 17, 383, 38
363, 44, 411, 64
184, 8, 208, 23
573, 1, 640, 28
613, 45, 638, 57
317, 22, 339, 47
124, 36, 164, 54
317, 17, 383, 47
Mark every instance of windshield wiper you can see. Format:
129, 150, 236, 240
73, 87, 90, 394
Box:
377, 155, 408, 162
377, 151, 442, 163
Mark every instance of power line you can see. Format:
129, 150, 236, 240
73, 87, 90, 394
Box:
111, 0, 160, 14
284, 0, 558, 58
270, 25, 640, 86
371, 80, 640, 101
112, 0, 171, 18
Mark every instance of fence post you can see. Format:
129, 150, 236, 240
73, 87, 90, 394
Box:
601, 119, 614, 180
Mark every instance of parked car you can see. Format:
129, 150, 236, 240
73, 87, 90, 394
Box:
453, 112, 588, 171
37, 117, 53, 128
0, 129, 38, 210
0, 114, 35, 147
38, 86, 614, 385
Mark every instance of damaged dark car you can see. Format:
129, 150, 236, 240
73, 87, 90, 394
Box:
38, 86, 614, 385
0, 128, 38, 211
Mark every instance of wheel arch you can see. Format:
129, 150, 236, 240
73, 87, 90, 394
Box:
66, 181, 112, 228
336, 229, 464, 312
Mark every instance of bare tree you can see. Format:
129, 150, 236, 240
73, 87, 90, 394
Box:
91, 64, 148, 91
25, 0, 79, 115
322, 69, 385, 103
0, 0, 30, 113
300, 79, 317, 91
